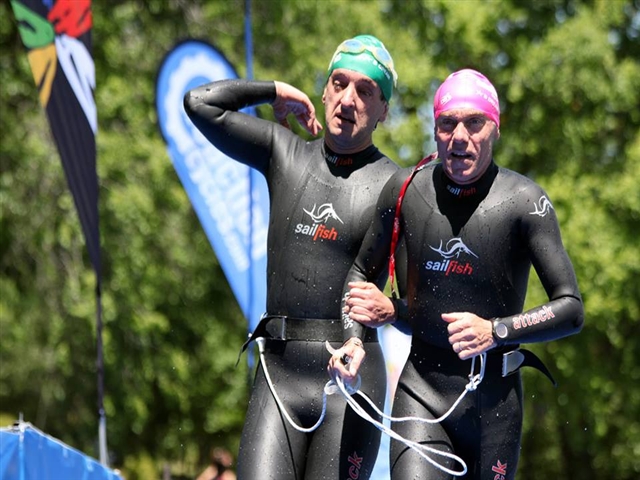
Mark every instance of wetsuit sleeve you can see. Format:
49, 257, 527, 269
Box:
183, 79, 277, 175
492, 189, 584, 346
342, 172, 403, 341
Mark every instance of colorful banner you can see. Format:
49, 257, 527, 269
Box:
10, 0, 100, 277
10, 0, 108, 464
155, 40, 269, 333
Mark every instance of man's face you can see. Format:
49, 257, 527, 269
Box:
434, 108, 500, 185
322, 68, 389, 154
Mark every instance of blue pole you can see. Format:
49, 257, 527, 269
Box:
245, 0, 254, 81
244, 0, 256, 367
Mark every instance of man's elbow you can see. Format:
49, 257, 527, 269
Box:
183, 90, 199, 115
574, 311, 585, 334
570, 296, 585, 335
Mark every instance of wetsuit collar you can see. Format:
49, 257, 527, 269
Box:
323, 143, 379, 168
438, 160, 498, 201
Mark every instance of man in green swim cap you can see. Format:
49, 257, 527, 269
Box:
320, 35, 397, 154
185, 34, 399, 480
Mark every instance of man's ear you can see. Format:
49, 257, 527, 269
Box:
378, 101, 389, 124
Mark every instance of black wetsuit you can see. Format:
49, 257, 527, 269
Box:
343, 161, 584, 479
184, 80, 399, 480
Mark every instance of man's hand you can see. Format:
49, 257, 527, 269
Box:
442, 312, 498, 360
344, 281, 396, 328
327, 337, 365, 388
273, 81, 323, 136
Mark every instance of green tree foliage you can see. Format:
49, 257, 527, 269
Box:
1, 0, 638, 478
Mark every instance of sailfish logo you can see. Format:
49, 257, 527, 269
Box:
426, 238, 477, 276
303, 203, 344, 224
295, 203, 343, 242
530, 195, 554, 217
430, 238, 478, 259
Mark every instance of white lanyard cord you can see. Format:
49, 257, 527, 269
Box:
372, 352, 487, 425
327, 342, 486, 477
256, 338, 331, 433
334, 375, 468, 476
256, 337, 486, 476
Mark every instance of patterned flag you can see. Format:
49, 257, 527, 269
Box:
10, 0, 100, 277
10, 0, 109, 465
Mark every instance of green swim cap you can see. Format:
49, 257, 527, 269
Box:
326, 35, 397, 101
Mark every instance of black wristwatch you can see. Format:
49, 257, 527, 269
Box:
492, 318, 508, 345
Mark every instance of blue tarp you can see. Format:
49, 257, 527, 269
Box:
0, 423, 122, 480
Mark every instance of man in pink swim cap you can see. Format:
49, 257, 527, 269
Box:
329, 68, 583, 479
432, 68, 502, 185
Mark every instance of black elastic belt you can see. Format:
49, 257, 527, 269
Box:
501, 348, 557, 387
237, 315, 379, 364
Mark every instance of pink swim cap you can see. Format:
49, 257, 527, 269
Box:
433, 69, 500, 127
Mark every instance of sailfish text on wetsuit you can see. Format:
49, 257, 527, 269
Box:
425, 237, 478, 276
294, 203, 343, 242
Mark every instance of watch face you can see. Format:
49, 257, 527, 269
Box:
495, 322, 508, 339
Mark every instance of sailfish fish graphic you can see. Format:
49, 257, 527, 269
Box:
530, 195, 554, 217
430, 238, 478, 259
303, 203, 344, 224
